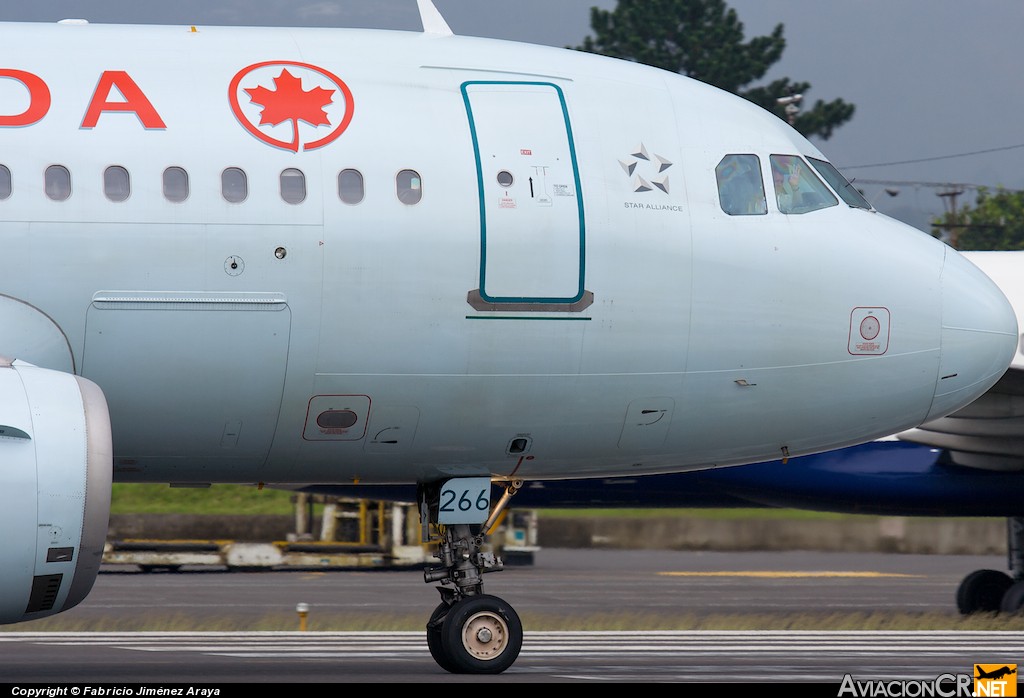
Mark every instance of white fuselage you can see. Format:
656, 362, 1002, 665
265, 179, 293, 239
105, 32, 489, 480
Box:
0, 22, 1015, 485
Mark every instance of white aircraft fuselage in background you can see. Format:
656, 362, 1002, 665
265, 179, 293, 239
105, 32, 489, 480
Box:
0, 14, 1016, 673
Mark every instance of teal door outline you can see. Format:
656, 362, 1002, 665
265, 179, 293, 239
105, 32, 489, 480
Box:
462, 81, 593, 312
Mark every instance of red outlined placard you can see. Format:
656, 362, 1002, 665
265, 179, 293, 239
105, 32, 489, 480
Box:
848, 307, 890, 355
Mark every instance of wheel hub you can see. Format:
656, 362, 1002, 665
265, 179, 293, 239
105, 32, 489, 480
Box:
462, 611, 508, 659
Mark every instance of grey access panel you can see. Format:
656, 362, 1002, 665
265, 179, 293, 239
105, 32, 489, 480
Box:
82, 291, 290, 463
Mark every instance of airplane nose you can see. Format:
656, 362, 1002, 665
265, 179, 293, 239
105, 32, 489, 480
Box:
925, 247, 1018, 421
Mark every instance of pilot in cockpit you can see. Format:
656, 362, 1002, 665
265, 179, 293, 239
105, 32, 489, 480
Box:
772, 156, 802, 212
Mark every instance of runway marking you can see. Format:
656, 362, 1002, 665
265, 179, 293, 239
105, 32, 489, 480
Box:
658, 571, 922, 578
4, 630, 1022, 651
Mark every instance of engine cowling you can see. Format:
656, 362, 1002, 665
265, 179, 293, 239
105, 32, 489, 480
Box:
0, 358, 112, 622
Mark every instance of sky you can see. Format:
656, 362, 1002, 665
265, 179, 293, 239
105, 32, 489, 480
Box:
3, 0, 1022, 233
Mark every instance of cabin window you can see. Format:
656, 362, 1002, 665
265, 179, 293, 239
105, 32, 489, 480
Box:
280, 168, 306, 204
770, 155, 838, 214
807, 157, 871, 210
104, 166, 130, 202
44, 165, 71, 202
715, 155, 766, 215
163, 167, 189, 203
396, 169, 422, 205
338, 169, 364, 204
0, 165, 10, 200
221, 167, 247, 203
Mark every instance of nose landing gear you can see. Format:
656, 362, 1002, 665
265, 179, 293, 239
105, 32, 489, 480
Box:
419, 478, 524, 674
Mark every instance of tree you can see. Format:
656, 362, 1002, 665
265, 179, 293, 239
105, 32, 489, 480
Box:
933, 187, 1024, 251
573, 0, 854, 140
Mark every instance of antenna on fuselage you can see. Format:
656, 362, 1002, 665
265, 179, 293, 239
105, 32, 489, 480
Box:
417, 0, 454, 36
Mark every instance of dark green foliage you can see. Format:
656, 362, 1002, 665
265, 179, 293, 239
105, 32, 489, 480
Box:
933, 187, 1024, 250
574, 0, 854, 140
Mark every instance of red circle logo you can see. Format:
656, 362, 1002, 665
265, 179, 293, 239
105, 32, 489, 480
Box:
859, 315, 881, 341
229, 61, 354, 152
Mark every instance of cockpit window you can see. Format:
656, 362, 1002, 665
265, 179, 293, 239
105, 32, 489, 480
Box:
807, 157, 871, 210
770, 155, 838, 214
716, 154, 767, 216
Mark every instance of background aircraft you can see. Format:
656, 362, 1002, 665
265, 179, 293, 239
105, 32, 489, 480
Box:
0, 3, 1016, 673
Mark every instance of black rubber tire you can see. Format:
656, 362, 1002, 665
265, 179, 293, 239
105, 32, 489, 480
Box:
426, 602, 459, 673
1000, 580, 1024, 614
440, 594, 523, 674
957, 569, 1012, 614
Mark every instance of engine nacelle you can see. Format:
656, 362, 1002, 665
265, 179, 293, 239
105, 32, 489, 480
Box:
0, 358, 112, 622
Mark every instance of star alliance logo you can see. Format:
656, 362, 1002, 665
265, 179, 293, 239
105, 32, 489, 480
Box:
618, 143, 673, 194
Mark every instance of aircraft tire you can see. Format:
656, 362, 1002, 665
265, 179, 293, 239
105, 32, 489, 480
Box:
426, 602, 459, 673
440, 594, 522, 674
957, 569, 1013, 614
1000, 581, 1024, 614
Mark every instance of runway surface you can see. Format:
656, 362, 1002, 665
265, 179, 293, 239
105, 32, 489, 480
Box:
1, 630, 1022, 684
2, 549, 1021, 684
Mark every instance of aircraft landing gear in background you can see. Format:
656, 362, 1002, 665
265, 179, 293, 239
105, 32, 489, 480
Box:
420, 479, 524, 674
957, 516, 1024, 614
957, 569, 1013, 613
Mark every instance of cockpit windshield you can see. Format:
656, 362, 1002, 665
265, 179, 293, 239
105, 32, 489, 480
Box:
807, 157, 871, 210
770, 155, 838, 214
716, 154, 767, 216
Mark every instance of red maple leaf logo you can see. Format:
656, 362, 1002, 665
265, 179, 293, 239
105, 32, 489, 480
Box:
244, 69, 335, 152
